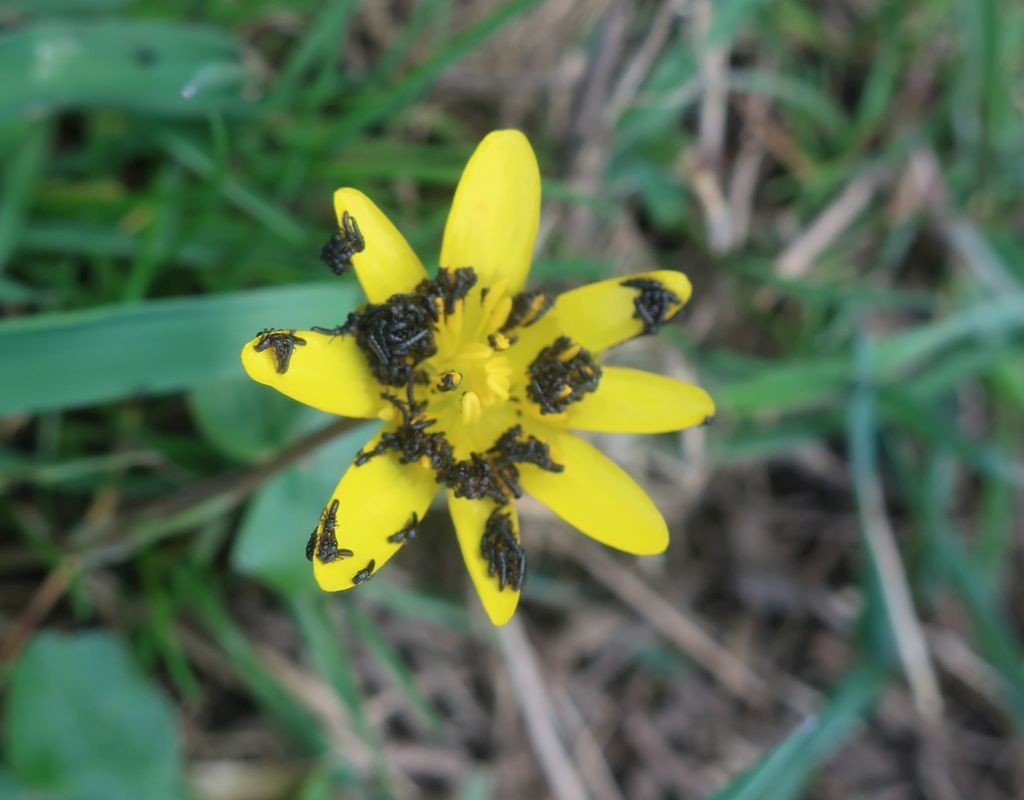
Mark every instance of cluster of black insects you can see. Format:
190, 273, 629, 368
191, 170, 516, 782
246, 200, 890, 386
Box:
306, 499, 353, 564
354, 390, 564, 514
354, 384, 453, 469
306, 499, 417, 586
320, 211, 364, 276
480, 509, 527, 591
621, 277, 682, 335
527, 336, 602, 414
312, 267, 480, 387
500, 289, 553, 332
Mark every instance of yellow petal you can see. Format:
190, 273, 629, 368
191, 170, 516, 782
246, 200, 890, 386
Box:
512, 270, 692, 362
566, 367, 715, 433
333, 188, 427, 302
447, 493, 522, 626
241, 330, 382, 418
518, 426, 668, 555
313, 442, 438, 591
440, 131, 540, 294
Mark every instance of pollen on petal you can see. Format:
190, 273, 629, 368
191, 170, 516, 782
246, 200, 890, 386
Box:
488, 332, 512, 352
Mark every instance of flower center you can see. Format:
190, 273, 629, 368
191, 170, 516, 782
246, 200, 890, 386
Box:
341, 267, 566, 506
427, 278, 517, 429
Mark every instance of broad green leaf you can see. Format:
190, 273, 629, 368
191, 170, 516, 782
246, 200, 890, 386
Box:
0, 20, 253, 121
188, 376, 328, 464
0, 283, 359, 415
3, 631, 184, 800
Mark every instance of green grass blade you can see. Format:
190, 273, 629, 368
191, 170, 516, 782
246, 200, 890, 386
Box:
0, 20, 253, 121
711, 661, 887, 800
329, 0, 543, 148
0, 122, 49, 273
268, 0, 360, 107
348, 604, 444, 734
156, 130, 308, 245
0, 282, 358, 415
184, 576, 335, 757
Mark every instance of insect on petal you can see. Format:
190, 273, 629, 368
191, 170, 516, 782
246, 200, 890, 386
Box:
312, 441, 439, 591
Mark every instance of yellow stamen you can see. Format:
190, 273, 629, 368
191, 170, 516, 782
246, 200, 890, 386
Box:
491, 295, 513, 331
487, 372, 511, 400
461, 390, 482, 424
487, 356, 513, 376
481, 278, 509, 316
461, 343, 492, 360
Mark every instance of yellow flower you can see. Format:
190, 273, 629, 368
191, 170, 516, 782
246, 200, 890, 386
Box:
241, 131, 714, 625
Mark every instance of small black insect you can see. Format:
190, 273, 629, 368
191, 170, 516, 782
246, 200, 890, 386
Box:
134, 47, 157, 66
387, 513, 419, 544
700, 415, 715, 427
526, 336, 601, 414
440, 453, 508, 504
311, 312, 359, 338
356, 385, 453, 470
417, 267, 478, 317
620, 278, 682, 336
480, 509, 526, 591
305, 525, 319, 561
501, 290, 553, 332
437, 370, 462, 392
253, 329, 307, 374
487, 425, 564, 498
320, 211, 365, 276
343, 294, 437, 387
315, 500, 354, 564
352, 559, 376, 585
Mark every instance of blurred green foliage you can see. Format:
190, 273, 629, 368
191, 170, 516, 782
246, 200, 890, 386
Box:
2, 632, 185, 800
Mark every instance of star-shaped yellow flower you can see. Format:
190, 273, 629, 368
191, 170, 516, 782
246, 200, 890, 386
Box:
241, 130, 714, 625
